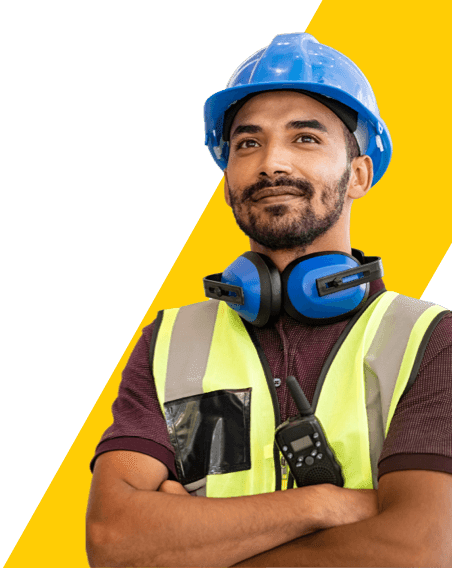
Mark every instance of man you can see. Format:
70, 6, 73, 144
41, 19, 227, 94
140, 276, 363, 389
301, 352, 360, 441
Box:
86, 34, 452, 567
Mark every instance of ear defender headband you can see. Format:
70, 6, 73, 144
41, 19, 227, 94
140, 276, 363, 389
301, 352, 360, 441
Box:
203, 249, 383, 327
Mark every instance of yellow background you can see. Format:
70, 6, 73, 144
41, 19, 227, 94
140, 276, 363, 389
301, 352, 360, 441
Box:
5, 1, 451, 566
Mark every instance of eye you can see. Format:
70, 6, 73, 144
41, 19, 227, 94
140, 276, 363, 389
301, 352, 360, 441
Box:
235, 139, 260, 150
295, 134, 319, 144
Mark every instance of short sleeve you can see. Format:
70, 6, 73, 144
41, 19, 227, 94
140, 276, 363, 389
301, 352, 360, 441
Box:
90, 320, 178, 480
378, 312, 452, 479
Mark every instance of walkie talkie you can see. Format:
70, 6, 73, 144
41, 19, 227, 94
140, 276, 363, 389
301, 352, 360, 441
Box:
275, 376, 344, 487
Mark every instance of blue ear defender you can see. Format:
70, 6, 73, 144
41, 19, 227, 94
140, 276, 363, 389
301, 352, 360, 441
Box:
203, 249, 383, 327
203, 251, 281, 328
282, 250, 375, 325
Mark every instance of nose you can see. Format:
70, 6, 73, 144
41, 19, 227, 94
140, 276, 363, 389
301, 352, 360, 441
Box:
258, 141, 293, 178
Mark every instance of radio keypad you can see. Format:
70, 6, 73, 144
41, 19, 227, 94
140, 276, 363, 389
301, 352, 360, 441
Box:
285, 433, 324, 469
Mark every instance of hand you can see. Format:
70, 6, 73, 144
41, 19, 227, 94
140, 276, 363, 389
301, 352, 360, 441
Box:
158, 479, 191, 496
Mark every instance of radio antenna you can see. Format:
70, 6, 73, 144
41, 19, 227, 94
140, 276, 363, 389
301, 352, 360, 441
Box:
286, 376, 313, 417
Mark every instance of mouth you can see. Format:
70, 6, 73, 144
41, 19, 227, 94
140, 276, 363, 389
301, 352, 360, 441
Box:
251, 187, 305, 203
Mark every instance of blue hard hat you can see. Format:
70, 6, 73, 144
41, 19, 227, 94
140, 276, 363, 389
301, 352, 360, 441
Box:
204, 33, 392, 186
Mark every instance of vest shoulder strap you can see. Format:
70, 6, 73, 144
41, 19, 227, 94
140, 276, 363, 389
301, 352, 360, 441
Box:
364, 295, 447, 425
312, 291, 448, 489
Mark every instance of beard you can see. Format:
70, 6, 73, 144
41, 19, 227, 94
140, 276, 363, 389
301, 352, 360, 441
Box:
227, 166, 351, 251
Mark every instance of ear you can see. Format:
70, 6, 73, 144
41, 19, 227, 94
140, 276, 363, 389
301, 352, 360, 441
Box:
224, 170, 231, 207
347, 155, 373, 200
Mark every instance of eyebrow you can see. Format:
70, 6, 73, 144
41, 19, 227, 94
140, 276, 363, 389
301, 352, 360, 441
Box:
286, 119, 327, 132
230, 119, 328, 140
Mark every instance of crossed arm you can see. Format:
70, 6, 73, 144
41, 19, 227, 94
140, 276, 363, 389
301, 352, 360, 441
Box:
86, 450, 452, 567
232, 468, 452, 567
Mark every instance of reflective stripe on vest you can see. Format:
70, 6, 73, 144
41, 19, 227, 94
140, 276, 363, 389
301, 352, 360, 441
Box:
153, 292, 447, 496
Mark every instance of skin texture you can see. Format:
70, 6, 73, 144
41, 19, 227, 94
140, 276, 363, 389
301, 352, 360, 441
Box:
86, 451, 380, 567
223, 91, 373, 272
231, 470, 452, 567
161, 472, 452, 568
86, 91, 452, 567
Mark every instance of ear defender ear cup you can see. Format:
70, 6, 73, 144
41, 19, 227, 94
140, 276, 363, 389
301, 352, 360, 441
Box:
281, 251, 370, 325
221, 251, 281, 327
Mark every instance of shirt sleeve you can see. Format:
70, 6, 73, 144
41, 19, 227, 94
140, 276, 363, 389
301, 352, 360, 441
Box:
378, 312, 452, 479
90, 320, 179, 480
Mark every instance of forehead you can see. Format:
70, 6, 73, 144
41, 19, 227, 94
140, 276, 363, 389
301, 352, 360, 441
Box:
230, 90, 345, 133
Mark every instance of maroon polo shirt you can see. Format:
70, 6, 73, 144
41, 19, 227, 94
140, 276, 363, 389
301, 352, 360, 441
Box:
91, 280, 452, 482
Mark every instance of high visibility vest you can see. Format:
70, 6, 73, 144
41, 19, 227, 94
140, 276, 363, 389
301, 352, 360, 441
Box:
151, 291, 447, 497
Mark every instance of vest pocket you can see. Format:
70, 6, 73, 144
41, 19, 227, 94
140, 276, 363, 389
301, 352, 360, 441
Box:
164, 388, 251, 486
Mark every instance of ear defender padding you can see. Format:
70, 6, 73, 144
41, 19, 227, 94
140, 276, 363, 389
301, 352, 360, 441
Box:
281, 251, 369, 325
220, 251, 281, 327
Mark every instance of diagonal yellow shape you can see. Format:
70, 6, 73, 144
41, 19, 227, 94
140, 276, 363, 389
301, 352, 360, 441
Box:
308, 0, 452, 298
5, 1, 451, 566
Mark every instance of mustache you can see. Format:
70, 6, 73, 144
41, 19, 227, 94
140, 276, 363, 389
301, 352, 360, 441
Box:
240, 176, 315, 204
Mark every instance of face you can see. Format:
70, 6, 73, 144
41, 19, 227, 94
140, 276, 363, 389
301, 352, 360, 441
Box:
224, 91, 353, 251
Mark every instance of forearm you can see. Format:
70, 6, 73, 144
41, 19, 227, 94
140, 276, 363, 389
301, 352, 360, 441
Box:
233, 504, 439, 567
87, 482, 325, 567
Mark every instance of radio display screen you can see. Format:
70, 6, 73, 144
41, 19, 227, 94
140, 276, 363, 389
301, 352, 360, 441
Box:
291, 435, 313, 453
